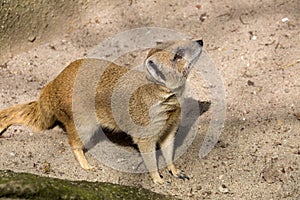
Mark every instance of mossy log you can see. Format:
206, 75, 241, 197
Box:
0, 170, 179, 200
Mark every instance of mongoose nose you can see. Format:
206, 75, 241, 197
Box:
196, 40, 203, 47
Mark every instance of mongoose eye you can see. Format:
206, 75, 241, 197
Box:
173, 48, 185, 61
147, 60, 154, 66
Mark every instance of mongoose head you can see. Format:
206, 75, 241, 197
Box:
145, 39, 203, 92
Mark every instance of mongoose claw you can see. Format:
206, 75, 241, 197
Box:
176, 171, 190, 180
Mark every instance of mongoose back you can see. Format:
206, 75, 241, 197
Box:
0, 39, 203, 184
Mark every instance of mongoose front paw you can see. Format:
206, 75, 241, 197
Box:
153, 176, 164, 185
150, 172, 164, 184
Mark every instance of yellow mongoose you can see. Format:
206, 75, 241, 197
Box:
0, 39, 203, 184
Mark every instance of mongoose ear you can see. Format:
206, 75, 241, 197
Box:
146, 58, 166, 83
147, 40, 176, 58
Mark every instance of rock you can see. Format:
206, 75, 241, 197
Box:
247, 80, 255, 86
0, 170, 179, 200
28, 36, 36, 43
218, 184, 229, 194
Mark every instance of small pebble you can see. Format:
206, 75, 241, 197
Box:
281, 17, 289, 23
28, 36, 36, 43
196, 185, 202, 190
247, 80, 255, 86
218, 184, 229, 194
195, 4, 202, 9
43, 161, 51, 174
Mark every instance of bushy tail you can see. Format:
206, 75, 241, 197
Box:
0, 101, 55, 135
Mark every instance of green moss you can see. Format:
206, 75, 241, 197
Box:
0, 170, 180, 200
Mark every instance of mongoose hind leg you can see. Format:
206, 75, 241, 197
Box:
65, 122, 94, 170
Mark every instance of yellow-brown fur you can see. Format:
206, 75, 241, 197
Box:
0, 39, 203, 184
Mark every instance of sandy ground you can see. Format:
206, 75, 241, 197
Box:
0, 0, 300, 199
